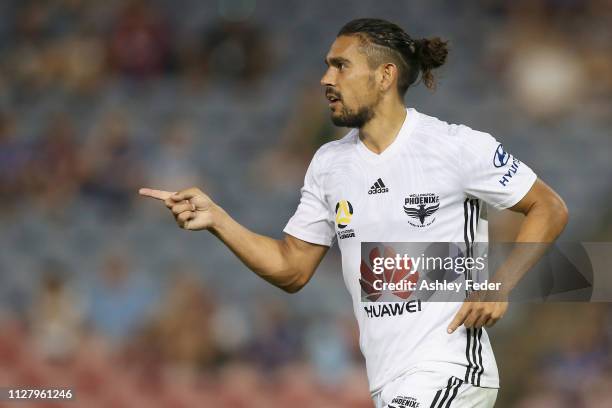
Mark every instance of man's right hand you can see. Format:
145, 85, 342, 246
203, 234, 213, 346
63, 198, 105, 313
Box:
139, 187, 219, 231
139, 186, 328, 293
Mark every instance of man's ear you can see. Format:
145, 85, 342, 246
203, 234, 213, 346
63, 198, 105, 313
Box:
379, 62, 398, 92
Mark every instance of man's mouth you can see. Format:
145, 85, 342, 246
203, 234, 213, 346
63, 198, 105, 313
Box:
326, 94, 342, 106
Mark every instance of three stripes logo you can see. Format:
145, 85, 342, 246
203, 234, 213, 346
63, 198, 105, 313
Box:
368, 178, 389, 195
430, 377, 463, 408
465, 327, 484, 386
463, 199, 485, 386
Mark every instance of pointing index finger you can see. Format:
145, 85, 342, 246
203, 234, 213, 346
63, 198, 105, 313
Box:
447, 303, 471, 334
138, 188, 176, 201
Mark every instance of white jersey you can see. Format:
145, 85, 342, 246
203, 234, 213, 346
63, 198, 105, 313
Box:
284, 108, 536, 393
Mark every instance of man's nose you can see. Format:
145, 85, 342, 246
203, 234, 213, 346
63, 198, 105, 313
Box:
321, 68, 335, 87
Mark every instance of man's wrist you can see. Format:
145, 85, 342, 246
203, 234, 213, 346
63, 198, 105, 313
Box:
209, 204, 228, 234
486, 279, 512, 301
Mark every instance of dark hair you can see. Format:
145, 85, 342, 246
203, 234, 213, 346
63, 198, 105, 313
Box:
338, 18, 448, 95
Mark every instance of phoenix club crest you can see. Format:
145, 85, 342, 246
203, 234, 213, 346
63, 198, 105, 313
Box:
403, 193, 440, 227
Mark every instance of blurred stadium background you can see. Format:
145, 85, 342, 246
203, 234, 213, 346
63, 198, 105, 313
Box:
0, 0, 611, 407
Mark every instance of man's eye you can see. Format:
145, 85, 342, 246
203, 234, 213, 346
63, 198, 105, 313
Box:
338, 63, 345, 71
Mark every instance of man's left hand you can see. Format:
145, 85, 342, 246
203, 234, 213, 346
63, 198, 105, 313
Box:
447, 290, 508, 334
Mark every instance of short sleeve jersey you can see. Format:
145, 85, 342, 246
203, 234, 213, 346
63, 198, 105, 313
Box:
284, 108, 537, 393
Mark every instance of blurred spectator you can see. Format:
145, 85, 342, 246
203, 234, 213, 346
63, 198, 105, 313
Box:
144, 117, 203, 191
14, 2, 51, 44
251, 85, 342, 192
304, 314, 352, 386
108, 0, 174, 79
541, 305, 609, 393
200, 19, 271, 85
7, 2, 108, 96
87, 252, 157, 345
149, 272, 218, 370
29, 260, 84, 361
210, 303, 252, 363
507, 40, 584, 119
50, 28, 107, 94
247, 300, 303, 370
0, 111, 31, 213
485, 0, 612, 120
80, 110, 144, 215
29, 113, 84, 216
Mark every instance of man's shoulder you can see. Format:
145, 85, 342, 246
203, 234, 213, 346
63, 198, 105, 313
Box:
414, 110, 473, 141
311, 129, 357, 163
412, 111, 498, 159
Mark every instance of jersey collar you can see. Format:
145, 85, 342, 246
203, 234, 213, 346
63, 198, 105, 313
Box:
355, 107, 420, 163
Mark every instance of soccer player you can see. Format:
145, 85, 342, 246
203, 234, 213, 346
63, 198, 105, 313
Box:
140, 18, 568, 407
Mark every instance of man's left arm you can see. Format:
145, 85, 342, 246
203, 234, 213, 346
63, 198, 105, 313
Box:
448, 178, 569, 333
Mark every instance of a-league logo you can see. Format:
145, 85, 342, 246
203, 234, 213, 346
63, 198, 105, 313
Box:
335, 200, 355, 240
335, 200, 353, 228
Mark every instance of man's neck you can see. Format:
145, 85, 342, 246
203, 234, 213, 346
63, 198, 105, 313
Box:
358, 101, 407, 155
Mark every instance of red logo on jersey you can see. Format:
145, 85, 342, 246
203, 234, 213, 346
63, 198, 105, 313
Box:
359, 245, 419, 302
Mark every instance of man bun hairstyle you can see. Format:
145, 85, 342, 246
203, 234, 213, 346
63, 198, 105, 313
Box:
414, 37, 448, 89
338, 18, 449, 95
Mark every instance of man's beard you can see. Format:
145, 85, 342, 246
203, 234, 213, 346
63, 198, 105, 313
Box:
331, 104, 375, 128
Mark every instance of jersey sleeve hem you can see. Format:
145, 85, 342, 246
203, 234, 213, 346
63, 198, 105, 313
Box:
491, 172, 537, 210
283, 224, 334, 247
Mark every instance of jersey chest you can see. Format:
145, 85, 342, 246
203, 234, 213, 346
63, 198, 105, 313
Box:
324, 156, 465, 244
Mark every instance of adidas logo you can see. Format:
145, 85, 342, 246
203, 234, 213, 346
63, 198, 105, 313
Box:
368, 178, 389, 195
